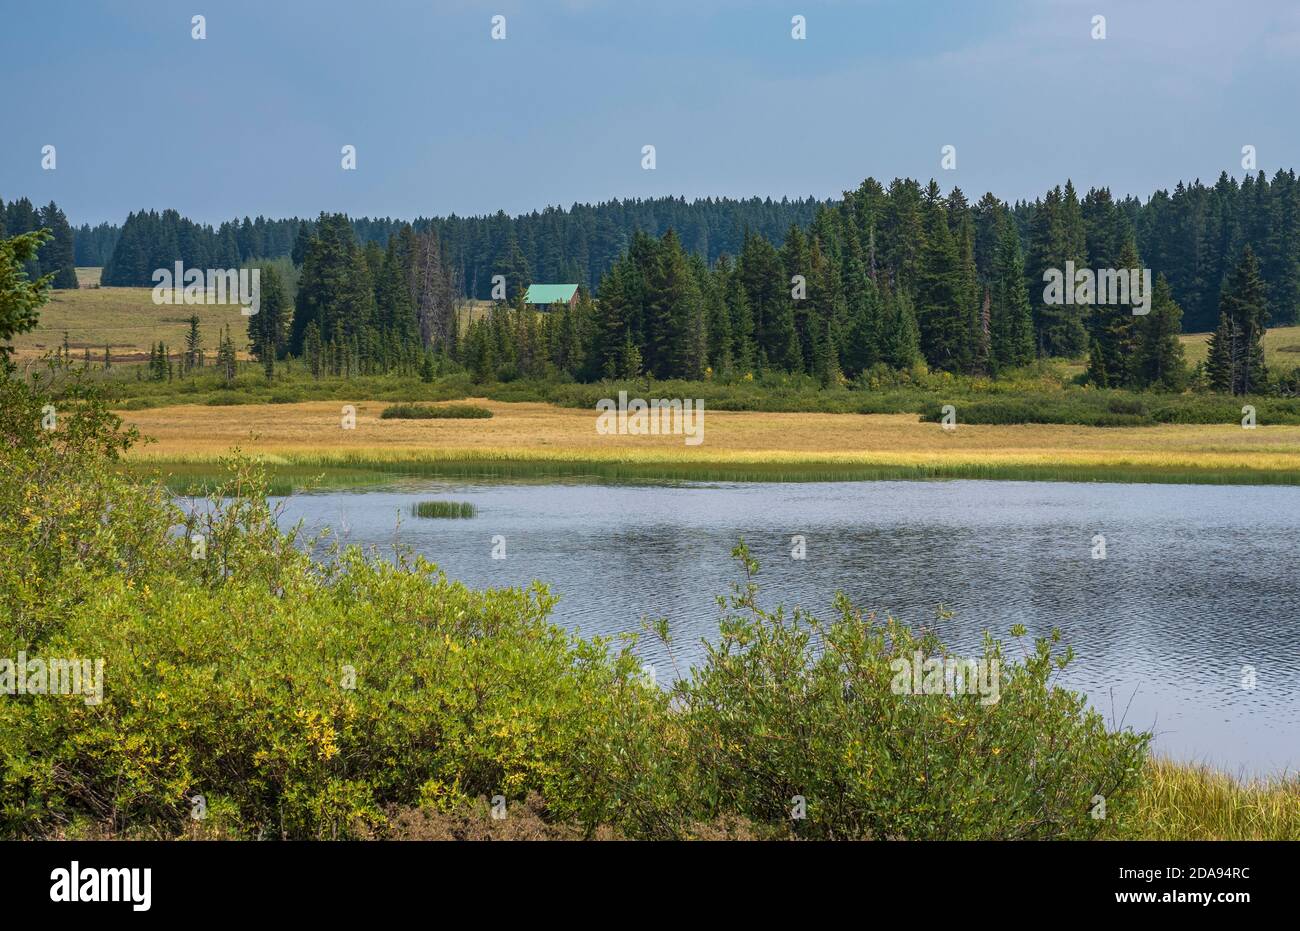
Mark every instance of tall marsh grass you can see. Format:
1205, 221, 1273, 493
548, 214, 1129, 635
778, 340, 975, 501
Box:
410, 500, 477, 519
185, 453, 1300, 487
1121, 758, 1300, 840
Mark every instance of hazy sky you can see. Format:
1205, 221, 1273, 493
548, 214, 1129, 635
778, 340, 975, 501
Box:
3, 0, 1297, 225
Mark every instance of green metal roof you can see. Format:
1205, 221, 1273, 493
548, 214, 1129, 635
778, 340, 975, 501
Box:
524, 284, 579, 305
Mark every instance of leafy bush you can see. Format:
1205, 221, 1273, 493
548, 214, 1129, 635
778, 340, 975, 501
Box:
658, 544, 1150, 839
920, 390, 1300, 427
0, 374, 1152, 840
380, 403, 492, 420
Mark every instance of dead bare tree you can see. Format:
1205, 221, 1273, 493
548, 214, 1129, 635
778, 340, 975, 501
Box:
409, 229, 458, 353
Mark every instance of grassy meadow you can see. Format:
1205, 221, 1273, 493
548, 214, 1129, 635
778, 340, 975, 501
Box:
116, 397, 1300, 488
7, 276, 500, 364
12, 282, 1300, 486
1180, 321, 1300, 368
8, 269, 255, 364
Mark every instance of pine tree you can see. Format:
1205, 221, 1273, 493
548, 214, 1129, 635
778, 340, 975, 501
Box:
1085, 236, 1143, 388
1027, 186, 1088, 357
721, 255, 755, 374
248, 264, 289, 367
184, 315, 202, 374
494, 234, 532, 303
594, 261, 632, 379
647, 230, 706, 379
1206, 245, 1269, 394
882, 285, 921, 369
738, 231, 798, 371
304, 321, 323, 379
989, 220, 1035, 371
0, 228, 53, 356
216, 327, 237, 387
915, 181, 968, 371
1134, 275, 1187, 390
781, 224, 815, 372
841, 249, 883, 376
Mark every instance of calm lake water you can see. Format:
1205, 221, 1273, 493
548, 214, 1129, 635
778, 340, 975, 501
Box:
268, 478, 1300, 777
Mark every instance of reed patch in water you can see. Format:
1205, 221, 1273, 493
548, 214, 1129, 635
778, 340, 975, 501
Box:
410, 500, 477, 519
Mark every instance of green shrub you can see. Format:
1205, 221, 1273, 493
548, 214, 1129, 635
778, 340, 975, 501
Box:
380, 403, 492, 420
0, 374, 1153, 840
1106, 397, 1148, 416
656, 543, 1150, 839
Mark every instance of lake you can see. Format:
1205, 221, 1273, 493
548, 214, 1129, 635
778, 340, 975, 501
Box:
267, 478, 1300, 777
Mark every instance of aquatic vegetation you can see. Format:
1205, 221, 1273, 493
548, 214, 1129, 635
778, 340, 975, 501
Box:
410, 500, 477, 519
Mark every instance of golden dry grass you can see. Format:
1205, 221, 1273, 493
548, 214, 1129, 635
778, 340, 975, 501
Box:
1123, 758, 1300, 840
1180, 323, 1300, 368
118, 397, 1300, 479
10, 277, 252, 363
10, 285, 510, 363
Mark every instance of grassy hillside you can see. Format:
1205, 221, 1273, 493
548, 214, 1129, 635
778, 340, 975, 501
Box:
1180, 323, 1300, 368
9, 269, 254, 363
9, 275, 499, 361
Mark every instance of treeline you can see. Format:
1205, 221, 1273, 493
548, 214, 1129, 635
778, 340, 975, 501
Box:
73, 222, 120, 267
462, 182, 1188, 391
95, 197, 828, 294
432, 197, 830, 299
101, 210, 302, 286
194, 178, 1282, 396
63, 169, 1300, 340
1126, 171, 1300, 333
0, 196, 76, 289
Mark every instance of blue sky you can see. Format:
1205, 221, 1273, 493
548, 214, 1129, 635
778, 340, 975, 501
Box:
3, 0, 1298, 225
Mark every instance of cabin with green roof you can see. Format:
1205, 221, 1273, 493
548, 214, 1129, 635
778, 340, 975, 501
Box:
523, 284, 579, 310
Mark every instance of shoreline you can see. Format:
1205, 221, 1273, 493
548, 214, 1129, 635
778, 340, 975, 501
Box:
130, 454, 1300, 489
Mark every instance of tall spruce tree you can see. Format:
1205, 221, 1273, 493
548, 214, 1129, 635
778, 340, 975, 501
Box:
1206, 245, 1269, 394
915, 182, 968, 371
1085, 236, 1143, 388
0, 229, 53, 357
1026, 186, 1089, 357
988, 220, 1035, 372
1134, 274, 1187, 390
248, 264, 289, 367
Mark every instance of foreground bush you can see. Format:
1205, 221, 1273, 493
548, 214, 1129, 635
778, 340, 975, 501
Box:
656, 547, 1150, 839
1, 374, 1153, 839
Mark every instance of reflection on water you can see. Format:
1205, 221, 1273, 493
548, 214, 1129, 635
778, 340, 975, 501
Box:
268, 478, 1300, 777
